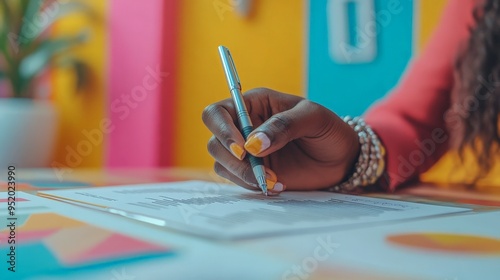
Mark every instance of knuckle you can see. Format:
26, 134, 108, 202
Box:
202, 104, 236, 144
202, 104, 222, 125
213, 162, 225, 177
268, 114, 292, 139
303, 100, 321, 112
216, 122, 234, 142
240, 164, 255, 184
247, 87, 270, 94
245, 87, 272, 99
207, 136, 220, 157
302, 100, 333, 127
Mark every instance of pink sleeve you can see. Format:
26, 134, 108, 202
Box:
364, 0, 477, 191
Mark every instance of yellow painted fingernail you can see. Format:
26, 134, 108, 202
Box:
265, 169, 278, 190
266, 179, 276, 190
229, 143, 245, 160
244, 132, 271, 155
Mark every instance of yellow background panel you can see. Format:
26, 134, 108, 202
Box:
421, 149, 500, 190
175, 0, 306, 168
52, 0, 107, 168
416, 0, 448, 52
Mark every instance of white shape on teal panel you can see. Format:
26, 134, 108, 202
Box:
307, 0, 413, 116
327, 0, 377, 64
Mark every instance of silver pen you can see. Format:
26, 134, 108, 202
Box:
218, 45, 268, 195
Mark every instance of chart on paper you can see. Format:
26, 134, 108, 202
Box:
39, 181, 470, 239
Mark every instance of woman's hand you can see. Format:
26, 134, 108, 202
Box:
202, 88, 360, 194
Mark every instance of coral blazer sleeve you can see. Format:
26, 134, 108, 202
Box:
364, 0, 476, 190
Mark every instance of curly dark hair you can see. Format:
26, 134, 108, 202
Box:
455, 0, 500, 179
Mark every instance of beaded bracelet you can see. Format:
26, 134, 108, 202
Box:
327, 116, 386, 193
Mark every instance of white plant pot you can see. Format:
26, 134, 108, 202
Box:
0, 99, 58, 168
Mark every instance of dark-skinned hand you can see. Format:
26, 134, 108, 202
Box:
202, 88, 360, 195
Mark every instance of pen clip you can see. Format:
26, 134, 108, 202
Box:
218, 46, 241, 91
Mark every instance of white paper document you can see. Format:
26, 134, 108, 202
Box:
39, 181, 470, 239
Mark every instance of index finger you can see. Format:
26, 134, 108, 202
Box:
202, 99, 247, 160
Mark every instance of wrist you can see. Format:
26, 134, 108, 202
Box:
339, 130, 361, 184
327, 116, 386, 193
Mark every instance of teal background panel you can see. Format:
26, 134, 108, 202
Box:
307, 0, 415, 116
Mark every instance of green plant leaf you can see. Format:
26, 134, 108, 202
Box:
0, 1, 8, 34
0, 0, 14, 64
0, 0, 13, 32
18, 1, 97, 50
17, 0, 43, 49
0, 3, 6, 53
1, 0, 95, 98
17, 30, 89, 91
0, 69, 5, 79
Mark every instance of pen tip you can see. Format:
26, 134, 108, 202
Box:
256, 175, 268, 196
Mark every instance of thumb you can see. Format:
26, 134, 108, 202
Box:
244, 100, 339, 157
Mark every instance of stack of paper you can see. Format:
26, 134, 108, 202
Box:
39, 180, 470, 240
